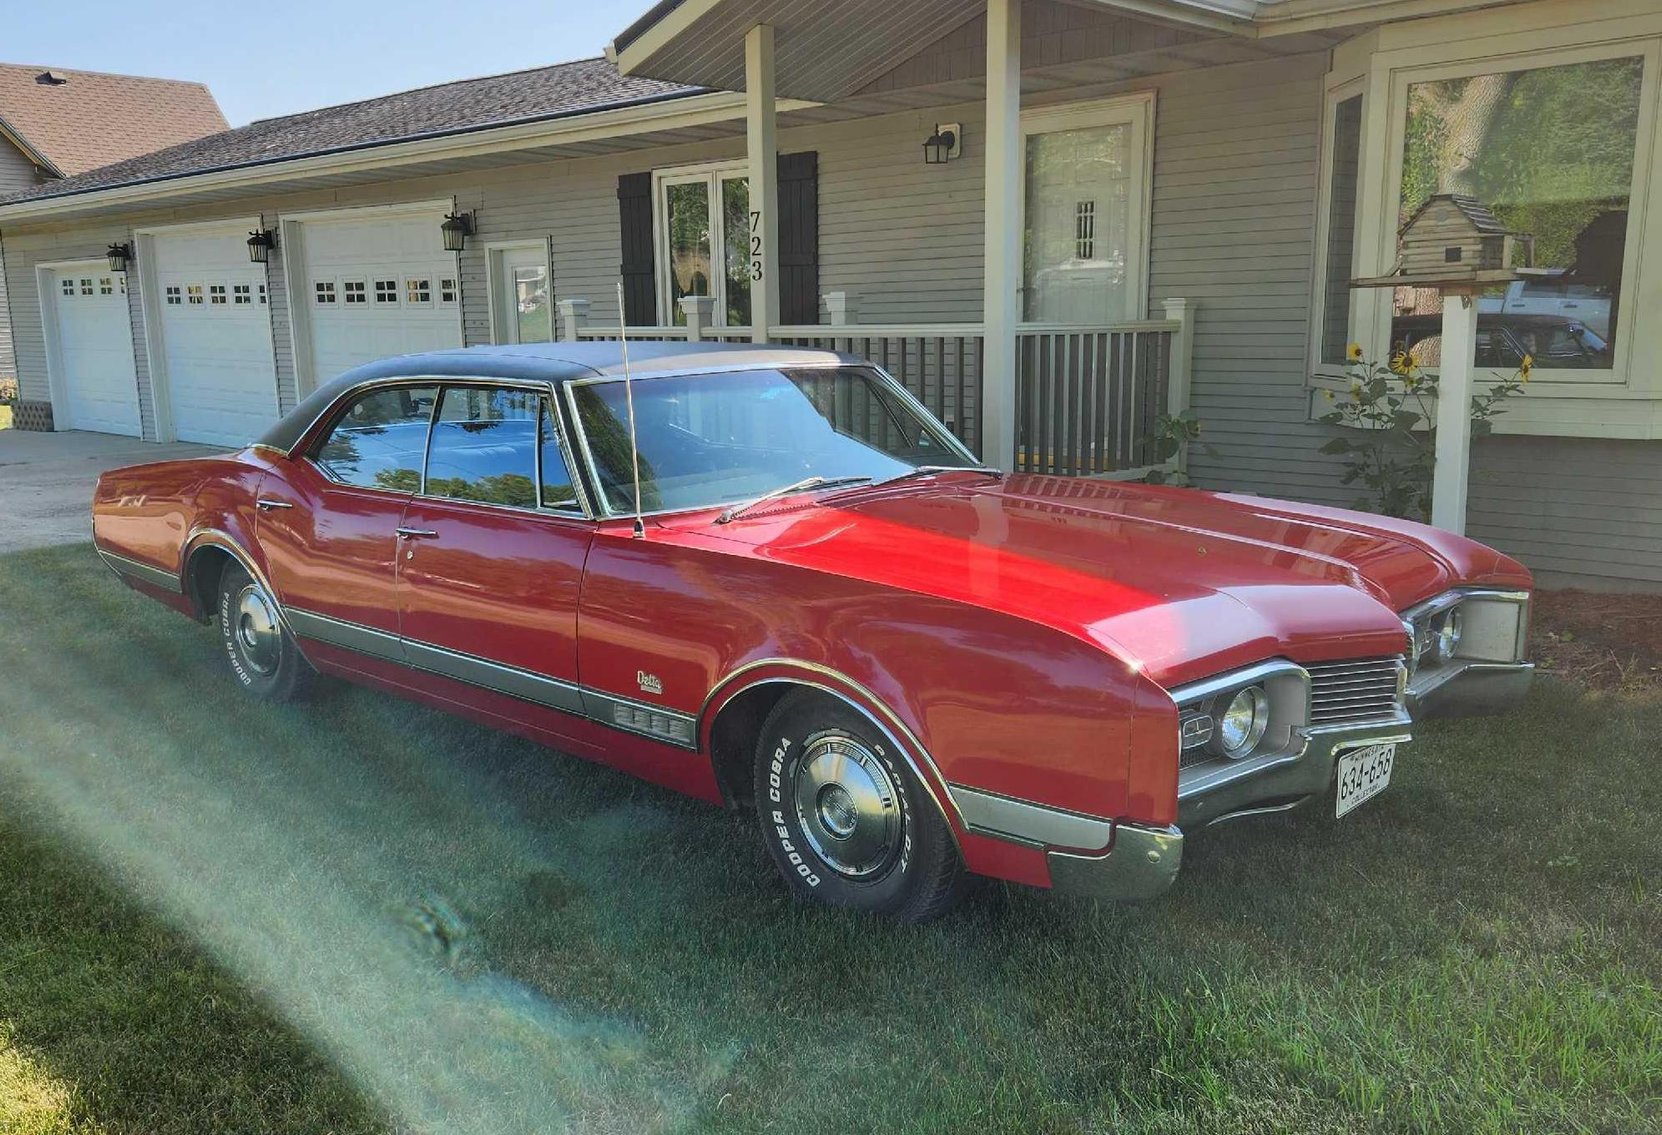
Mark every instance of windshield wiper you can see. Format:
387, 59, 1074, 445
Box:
715, 475, 875, 524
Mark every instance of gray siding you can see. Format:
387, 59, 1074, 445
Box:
1469, 436, 1662, 589
1145, 53, 1356, 505
0, 136, 48, 377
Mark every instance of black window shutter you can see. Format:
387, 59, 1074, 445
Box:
617, 171, 655, 326
776, 151, 819, 326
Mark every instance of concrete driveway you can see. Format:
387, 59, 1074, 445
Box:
0, 430, 221, 554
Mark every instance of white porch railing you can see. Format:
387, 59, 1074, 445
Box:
555, 294, 1193, 476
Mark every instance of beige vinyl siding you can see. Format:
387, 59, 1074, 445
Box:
1469, 436, 1662, 589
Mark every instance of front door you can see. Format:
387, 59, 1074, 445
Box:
1021, 99, 1151, 324
490, 245, 553, 344
395, 385, 592, 728
257, 382, 436, 658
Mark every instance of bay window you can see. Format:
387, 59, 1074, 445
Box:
1313, 10, 1662, 413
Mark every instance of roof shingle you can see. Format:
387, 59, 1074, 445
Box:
0, 62, 227, 177
2, 57, 701, 206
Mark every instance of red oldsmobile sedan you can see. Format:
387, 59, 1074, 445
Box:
91, 343, 1534, 920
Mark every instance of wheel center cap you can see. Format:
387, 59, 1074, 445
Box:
817, 783, 859, 839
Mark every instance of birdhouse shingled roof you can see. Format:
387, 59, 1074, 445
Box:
1398, 192, 1513, 236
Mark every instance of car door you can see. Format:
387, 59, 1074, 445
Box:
257, 381, 437, 656
394, 383, 593, 728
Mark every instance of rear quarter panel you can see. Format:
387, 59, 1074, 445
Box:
93, 452, 271, 612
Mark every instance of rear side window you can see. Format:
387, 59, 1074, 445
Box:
313, 386, 436, 491
425, 386, 540, 508
539, 399, 579, 510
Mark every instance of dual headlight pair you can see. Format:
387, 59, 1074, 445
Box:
1176, 663, 1304, 765
1404, 590, 1529, 678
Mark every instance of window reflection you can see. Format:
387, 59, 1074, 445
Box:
1392, 56, 1640, 369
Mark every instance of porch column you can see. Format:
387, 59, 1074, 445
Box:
745, 23, 780, 343
981, 0, 1021, 469
1430, 291, 1476, 533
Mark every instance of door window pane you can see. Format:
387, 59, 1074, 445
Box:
539, 399, 579, 509
425, 386, 539, 508
721, 176, 752, 328
1394, 56, 1640, 369
1024, 124, 1133, 323
664, 180, 712, 326
313, 385, 437, 491
1321, 94, 1364, 364
514, 265, 551, 343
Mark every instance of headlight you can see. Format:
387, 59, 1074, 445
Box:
1213, 685, 1270, 759
1435, 607, 1463, 663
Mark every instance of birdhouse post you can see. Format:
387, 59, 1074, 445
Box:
1351, 195, 1533, 534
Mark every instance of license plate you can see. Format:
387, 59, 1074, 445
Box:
1335, 743, 1395, 818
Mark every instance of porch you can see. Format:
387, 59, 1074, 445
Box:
558, 294, 1195, 479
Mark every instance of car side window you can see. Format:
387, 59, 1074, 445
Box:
424, 386, 540, 508
539, 398, 580, 511
313, 385, 437, 492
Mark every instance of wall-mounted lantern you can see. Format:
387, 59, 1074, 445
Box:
441, 210, 475, 253
923, 123, 961, 165
247, 229, 278, 264
106, 242, 133, 273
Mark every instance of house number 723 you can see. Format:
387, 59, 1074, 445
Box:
749, 210, 763, 281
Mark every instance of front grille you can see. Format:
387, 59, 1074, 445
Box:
1306, 657, 1406, 726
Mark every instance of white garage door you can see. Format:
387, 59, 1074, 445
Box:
46, 267, 141, 436
152, 227, 280, 446
298, 212, 462, 385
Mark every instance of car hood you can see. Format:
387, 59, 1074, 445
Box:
681, 474, 1530, 688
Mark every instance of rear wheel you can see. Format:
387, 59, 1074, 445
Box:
752, 690, 967, 921
215, 561, 312, 702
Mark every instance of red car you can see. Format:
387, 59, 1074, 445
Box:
91, 343, 1534, 920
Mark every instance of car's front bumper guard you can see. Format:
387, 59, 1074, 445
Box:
1038, 718, 1413, 902
1407, 658, 1534, 718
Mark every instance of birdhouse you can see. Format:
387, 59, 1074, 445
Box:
1396, 194, 1529, 278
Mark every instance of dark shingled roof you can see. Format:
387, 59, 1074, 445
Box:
2, 57, 703, 206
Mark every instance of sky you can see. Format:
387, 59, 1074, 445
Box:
4, 0, 636, 126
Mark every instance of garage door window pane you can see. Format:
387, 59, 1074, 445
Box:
1394, 55, 1641, 369
425, 386, 539, 509
313, 385, 437, 492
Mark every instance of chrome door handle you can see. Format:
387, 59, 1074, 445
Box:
396, 527, 439, 539
255, 498, 293, 511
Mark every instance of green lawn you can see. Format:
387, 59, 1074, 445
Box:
1, 544, 1658, 1134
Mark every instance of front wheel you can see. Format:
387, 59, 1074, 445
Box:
752, 690, 967, 921
216, 561, 313, 702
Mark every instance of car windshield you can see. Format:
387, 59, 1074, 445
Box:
569, 366, 976, 515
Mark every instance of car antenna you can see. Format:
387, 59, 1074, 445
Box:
616, 281, 646, 539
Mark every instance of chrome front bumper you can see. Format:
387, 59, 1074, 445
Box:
1407, 660, 1535, 718
1039, 718, 1409, 902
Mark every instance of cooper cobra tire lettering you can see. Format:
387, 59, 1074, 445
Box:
219, 587, 255, 687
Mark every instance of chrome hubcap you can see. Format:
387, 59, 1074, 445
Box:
792, 734, 902, 879
234, 584, 281, 676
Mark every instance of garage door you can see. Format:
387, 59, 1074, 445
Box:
152, 227, 281, 446
298, 212, 462, 385
45, 266, 141, 436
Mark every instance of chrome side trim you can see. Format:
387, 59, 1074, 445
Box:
950, 784, 1113, 852
404, 638, 588, 718
96, 547, 183, 593
700, 663, 963, 842
285, 606, 690, 747
285, 608, 402, 662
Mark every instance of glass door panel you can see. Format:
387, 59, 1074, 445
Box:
1023, 121, 1135, 324
663, 179, 713, 325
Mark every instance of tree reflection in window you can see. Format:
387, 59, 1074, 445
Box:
1396, 56, 1641, 364
313, 386, 436, 490
424, 387, 544, 509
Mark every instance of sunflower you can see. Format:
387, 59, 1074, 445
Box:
1388, 349, 1416, 376
1346, 342, 1364, 363
1519, 353, 1534, 382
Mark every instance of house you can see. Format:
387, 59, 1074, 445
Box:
0, 0, 1656, 591
0, 63, 227, 382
